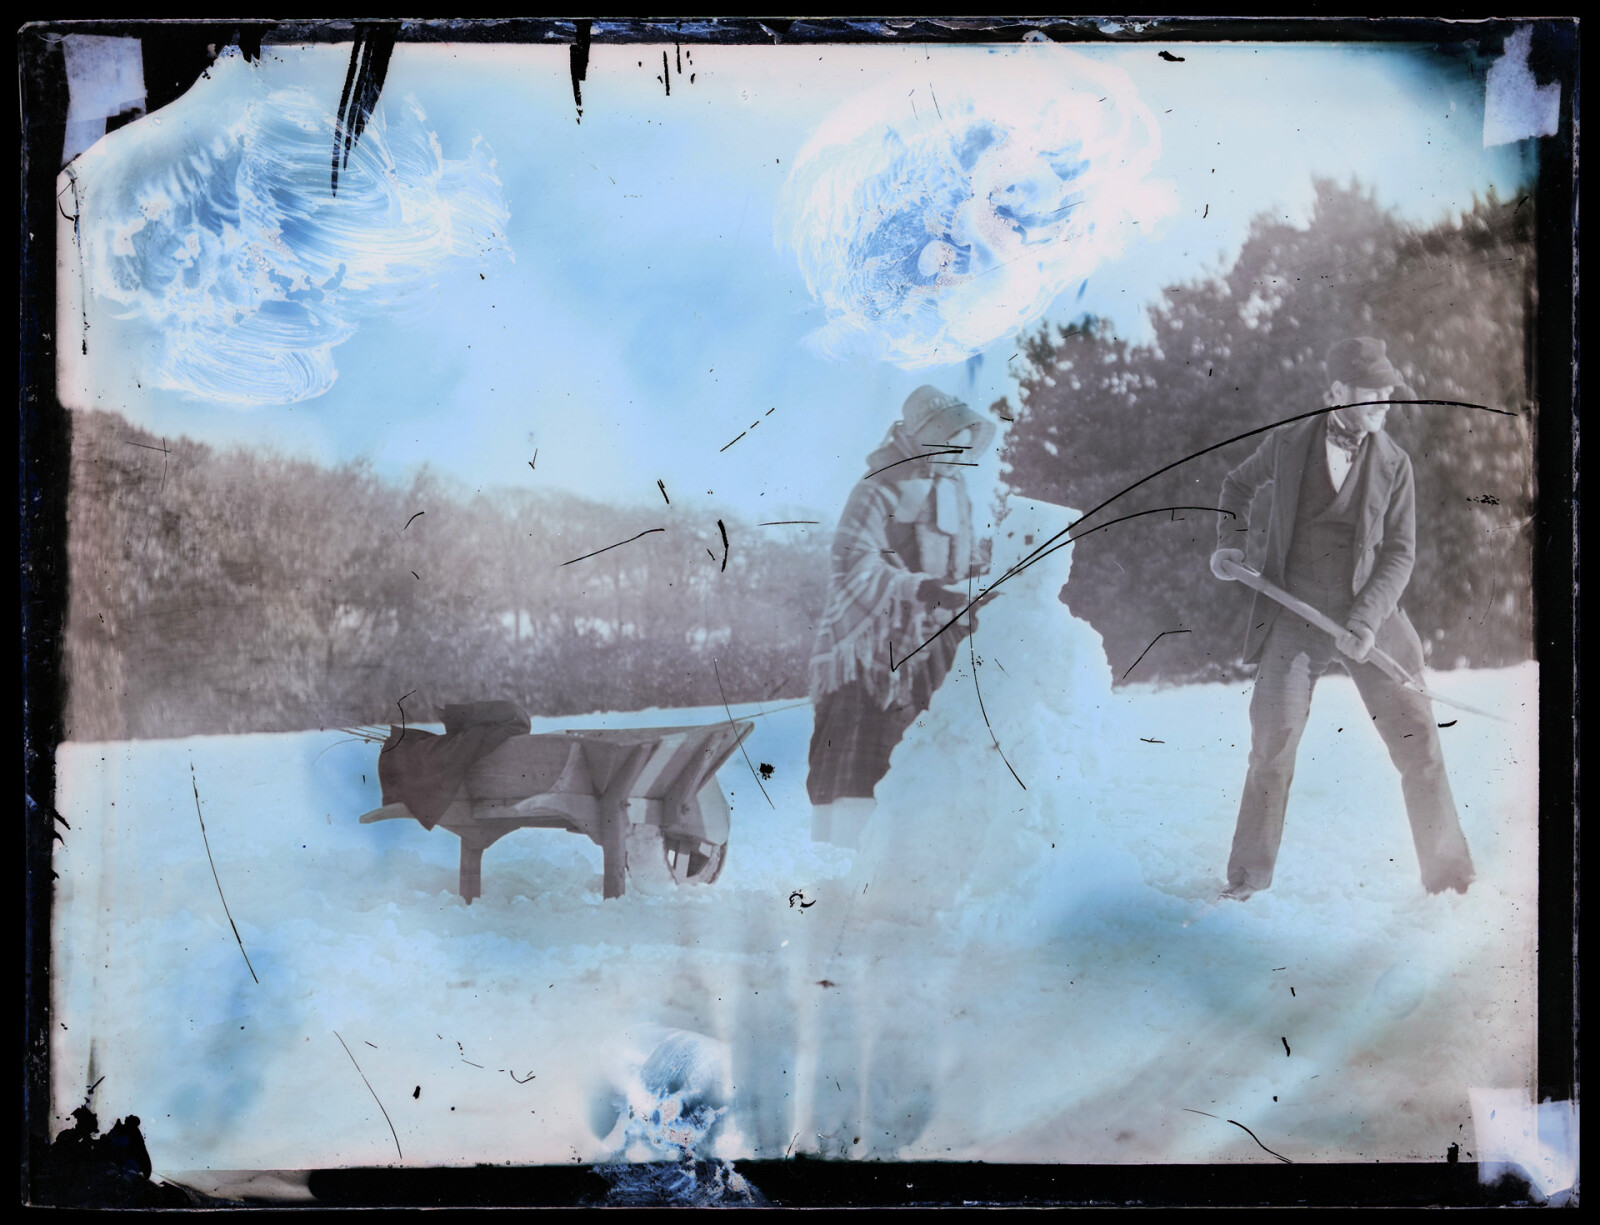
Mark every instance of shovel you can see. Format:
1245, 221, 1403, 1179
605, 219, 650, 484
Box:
1216, 557, 1507, 723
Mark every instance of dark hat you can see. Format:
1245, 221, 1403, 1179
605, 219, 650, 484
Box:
1326, 337, 1403, 389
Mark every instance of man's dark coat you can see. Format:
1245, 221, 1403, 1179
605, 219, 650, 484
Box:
1216, 416, 1417, 663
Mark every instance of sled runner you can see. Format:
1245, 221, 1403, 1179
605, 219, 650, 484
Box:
358, 720, 755, 903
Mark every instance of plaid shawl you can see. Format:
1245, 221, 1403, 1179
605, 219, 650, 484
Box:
808, 473, 968, 711
809, 386, 992, 710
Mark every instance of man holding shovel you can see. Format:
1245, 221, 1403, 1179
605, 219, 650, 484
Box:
1209, 338, 1475, 900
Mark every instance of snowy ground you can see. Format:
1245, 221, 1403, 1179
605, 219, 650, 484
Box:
51, 528, 1538, 1178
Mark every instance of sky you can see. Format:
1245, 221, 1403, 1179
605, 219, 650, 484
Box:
58, 35, 1537, 520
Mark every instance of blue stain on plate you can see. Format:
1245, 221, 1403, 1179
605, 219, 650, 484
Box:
591, 1027, 764, 1205
595, 1155, 764, 1206
76, 50, 510, 406
777, 57, 1172, 369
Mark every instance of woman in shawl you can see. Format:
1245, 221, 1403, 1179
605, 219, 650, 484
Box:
806, 385, 997, 848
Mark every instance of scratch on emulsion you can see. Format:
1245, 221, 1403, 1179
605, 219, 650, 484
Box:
713, 659, 773, 809
1182, 1108, 1292, 1163
966, 578, 1025, 789
189, 761, 259, 984
335, 1031, 402, 1159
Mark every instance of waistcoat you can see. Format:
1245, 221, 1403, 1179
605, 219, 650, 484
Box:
1284, 429, 1367, 608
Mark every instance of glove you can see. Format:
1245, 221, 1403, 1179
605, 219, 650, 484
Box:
916, 578, 978, 634
1210, 548, 1246, 580
1336, 622, 1376, 662
916, 578, 968, 609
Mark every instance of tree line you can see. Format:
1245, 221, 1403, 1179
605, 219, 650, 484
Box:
62, 411, 832, 740
997, 182, 1537, 685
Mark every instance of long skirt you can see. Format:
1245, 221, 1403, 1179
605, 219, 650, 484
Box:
806, 681, 925, 806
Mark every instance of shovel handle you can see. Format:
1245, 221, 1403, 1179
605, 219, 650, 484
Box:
1216, 558, 1413, 686
1214, 558, 1507, 723
1217, 558, 1342, 637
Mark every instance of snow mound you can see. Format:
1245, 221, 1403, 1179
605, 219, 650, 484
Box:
855, 496, 1117, 930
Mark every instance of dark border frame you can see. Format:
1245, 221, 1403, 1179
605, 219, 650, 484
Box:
19, 16, 1578, 1208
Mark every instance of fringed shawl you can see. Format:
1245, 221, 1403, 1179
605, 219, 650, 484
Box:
808, 475, 968, 711
810, 386, 992, 710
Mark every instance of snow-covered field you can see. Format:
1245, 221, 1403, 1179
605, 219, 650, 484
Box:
51, 525, 1538, 1177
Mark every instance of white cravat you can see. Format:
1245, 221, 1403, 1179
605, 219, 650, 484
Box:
1326, 436, 1355, 492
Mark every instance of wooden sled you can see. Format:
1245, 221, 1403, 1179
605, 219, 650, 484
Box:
358, 720, 754, 903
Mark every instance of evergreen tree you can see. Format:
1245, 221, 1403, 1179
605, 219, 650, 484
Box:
999, 182, 1535, 684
